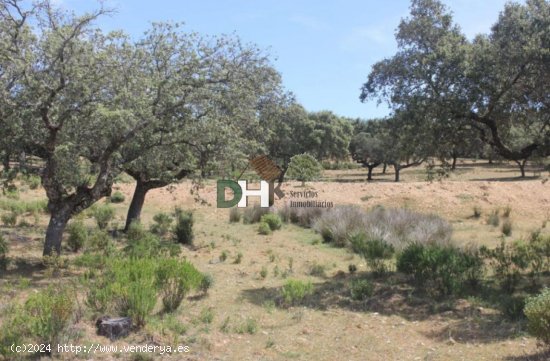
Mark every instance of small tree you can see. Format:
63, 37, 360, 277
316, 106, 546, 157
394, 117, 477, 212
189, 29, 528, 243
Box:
286, 153, 322, 186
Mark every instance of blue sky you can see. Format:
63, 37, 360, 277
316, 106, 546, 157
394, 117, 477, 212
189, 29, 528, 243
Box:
60, 0, 515, 119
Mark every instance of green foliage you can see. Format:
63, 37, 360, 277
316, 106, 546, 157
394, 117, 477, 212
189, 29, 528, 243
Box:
350, 233, 395, 275
502, 206, 512, 218
349, 279, 374, 301
0, 286, 75, 356
286, 153, 322, 185
91, 204, 115, 230
24, 175, 41, 190
125, 222, 179, 259
235, 317, 258, 335
260, 266, 268, 279
0, 235, 8, 270
480, 241, 529, 292
150, 212, 173, 236
110, 191, 126, 203
281, 279, 314, 306
1, 211, 17, 226
473, 206, 482, 219
397, 243, 484, 296
198, 307, 214, 324
260, 213, 282, 231
243, 204, 271, 224
173, 208, 194, 245
258, 221, 272, 235
156, 258, 203, 312
309, 262, 327, 277
66, 220, 87, 252
87, 229, 114, 255
229, 208, 241, 223
524, 288, 550, 346
500, 295, 526, 321
234, 252, 243, 264
219, 250, 228, 262
200, 274, 214, 295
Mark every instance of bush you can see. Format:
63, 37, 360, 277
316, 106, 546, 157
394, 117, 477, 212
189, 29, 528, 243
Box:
488, 210, 500, 227
200, 274, 213, 295
110, 191, 125, 203
397, 243, 484, 296
524, 288, 550, 346
229, 208, 241, 223
258, 221, 272, 235
87, 229, 114, 255
87, 258, 158, 328
480, 240, 529, 292
286, 153, 322, 186
0, 235, 8, 270
313, 206, 452, 249
501, 220, 513, 236
156, 258, 203, 312
243, 204, 271, 224
173, 208, 193, 245
502, 206, 512, 218
0, 286, 75, 356
150, 212, 173, 236
1, 211, 17, 226
500, 295, 526, 321
350, 232, 395, 275
25, 175, 41, 190
66, 220, 87, 252
473, 206, 482, 219
91, 204, 115, 230
349, 279, 374, 301
280, 279, 314, 306
260, 213, 282, 231
278, 203, 323, 227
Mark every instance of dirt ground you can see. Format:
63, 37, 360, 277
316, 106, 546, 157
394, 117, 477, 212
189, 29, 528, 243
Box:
1, 160, 550, 361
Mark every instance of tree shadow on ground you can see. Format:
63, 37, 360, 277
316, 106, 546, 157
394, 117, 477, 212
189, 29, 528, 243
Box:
241, 271, 526, 345
472, 176, 541, 182
503, 349, 550, 361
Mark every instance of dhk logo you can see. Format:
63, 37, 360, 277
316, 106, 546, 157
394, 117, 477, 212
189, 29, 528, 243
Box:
216, 155, 284, 208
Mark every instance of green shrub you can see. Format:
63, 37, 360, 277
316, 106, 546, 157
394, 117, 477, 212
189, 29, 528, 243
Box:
258, 221, 272, 235
110, 191, 126, 203
1, 211, 17, 226
524, 288, 550, 346
235, 317, 258, 334
502, 206, 512, 218
500, 295, 526, 321
349, 279, 374, 301
25, 175, 41, 190
260, 213, 282, 231
200, 274, 214, 295
350, 233, 395, 275
173, 208, 193, 245
260, 266, 268, 279
0, 285, 75, 356
501, 220, 513, 236
234, 252, 243, 264
243, 204, 271, 224
87, 258, 158, 328
125, 222, 178, 259
286, 153, 322, 186
150, 212, 173, 236
91, 204, 115, 230
281, 279, 313, 306
480, 240, 529, 292
397, 243, 484, 296
156, 258, 203, 312
66, 220, 87, 252
229, 208, 241, 223
527, 231, 550, 280
87, 229, 114, 255
309, 262, 327, 277
488, 209, 500, 227
0, 235, 8, 270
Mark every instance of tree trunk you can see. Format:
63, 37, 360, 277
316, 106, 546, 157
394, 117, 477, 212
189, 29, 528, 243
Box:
124, 179, 150, 231
2, 153, 9, 171
43, 209, 71, 256
18, 151, 27, 173
367, 166, 374, 181
382, 163, 387, 174
451, 154, 458, 170
394, 164, 400, 182
516, 159, 527, 178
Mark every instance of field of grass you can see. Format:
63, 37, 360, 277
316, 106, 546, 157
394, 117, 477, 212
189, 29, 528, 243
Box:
1, 160, 549, 361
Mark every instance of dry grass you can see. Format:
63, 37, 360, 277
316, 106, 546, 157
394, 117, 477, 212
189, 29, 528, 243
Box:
1, 161, 549, 360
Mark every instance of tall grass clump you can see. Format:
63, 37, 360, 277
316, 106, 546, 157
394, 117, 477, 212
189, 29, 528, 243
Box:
156, 258, 203, 312
0, 286, 75, 356
229, 208, 241, 223
243, 204, 272, 224
173, 208, 193, 245
350, 232, 395, 275
278, 202, 324, 227
150, 212, 173, 236
313, 206, 452, 249
260, 213, 282, 231
0, 234, 8, 270
488, 209, 500, 227
280, 279, 314, 306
